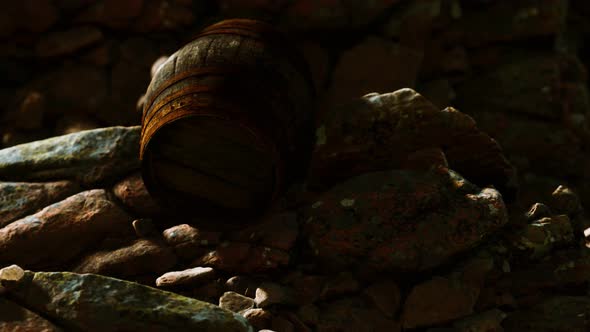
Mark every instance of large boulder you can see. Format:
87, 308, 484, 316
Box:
301, 166, 508, 273
309, 88, 517, 200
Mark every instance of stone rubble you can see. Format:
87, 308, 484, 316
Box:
1, 1, 590, 331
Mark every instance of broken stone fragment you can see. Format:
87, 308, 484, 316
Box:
113, 172, 162, 216
72, 238, 177, 278
0, 126, 140, 186
255, 282, 297, 308
0, 189, 132, 269
0, 297, 63, 331
3, 270, 253, 332
219, 291, 256, 313
156, 267, 216, 288
0, 180, 80, 228
515, 215, 574, 259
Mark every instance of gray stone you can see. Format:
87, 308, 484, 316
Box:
0, 180, 80, 228
0, 126, 140, 185
219, 291, 256, 313
3, 270, 253, 332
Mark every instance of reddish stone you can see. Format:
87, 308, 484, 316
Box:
36, 27, 104, 57
302, 166, 508, 273
0, 298, 63, 331
402, 276, 479, 329
255, 282, 297, 308
156, 267, 215, 288
225, 276, 263, 299
0, 190, 132, 269
196, 242, 289, 274
219, 291, 255, 313
113, 172, 162, 216
290, 274, 325, 305
0, 180, 80, 228
72, 238, 177, 278
241, 308, 273, 330
163, 224, 220, 261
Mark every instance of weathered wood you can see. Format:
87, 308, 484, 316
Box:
139, 19, 314, 226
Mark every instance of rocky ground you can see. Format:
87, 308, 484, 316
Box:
2, 0, 590, 331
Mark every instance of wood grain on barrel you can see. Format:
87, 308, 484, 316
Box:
139, 19, 314, 226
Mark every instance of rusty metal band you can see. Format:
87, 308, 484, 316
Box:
142, 84, 221, 135
198, 19, 278, 38
143, 66, 239, 122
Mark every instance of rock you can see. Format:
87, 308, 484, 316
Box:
287, 273, 325, 305
113, 172, 162, 216
319, 272, 360, 300
76, 0, 144, 28
362, 280, 402, 318
0, 180, 80, 228
156, 267, 216, 288
0, 126, 140, 185
163, 224, 221, 261
219, 291, 256, 313
469, 112, 587, 181
241, 308, 273, 330
3, 270, 253, 332
191, 279, 224, 303
73, 238, 177, 278
271, 316, 295, 332
225, 276, 263, 299
283, 0, 402, 31
0, 264, 25, 284
452, 309, 506, 332
0, 0, 59, 36
151, 55, 169, 77
196, 243, 290, 274
0, 190, 132, 269
255, 282, 297, 308
325, 37, 422, 108
502, 296, 590, 332
317, 297, 401, 332
228, 212, 299, 251
301, 167, 508, 273
402, 276, 479, 329
455, 53, 588, 121
453, 0, 567, 47
132, 218, 156, 237
525, 203, 552, 221
297, 304, 320, 327
402, 147, 449, 171
551, 185, 582, 216
36, 26, 104, 57
0, 298, 63, 331
309, 89, 517, 199
10, 91, 45, 130
133, 0, 195, 32
513, 215, 574, 259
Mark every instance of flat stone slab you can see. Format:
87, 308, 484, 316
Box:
0, 126, 140, 185
1, 269, 253, 332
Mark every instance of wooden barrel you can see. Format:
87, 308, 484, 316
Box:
139, 19, 315, 227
